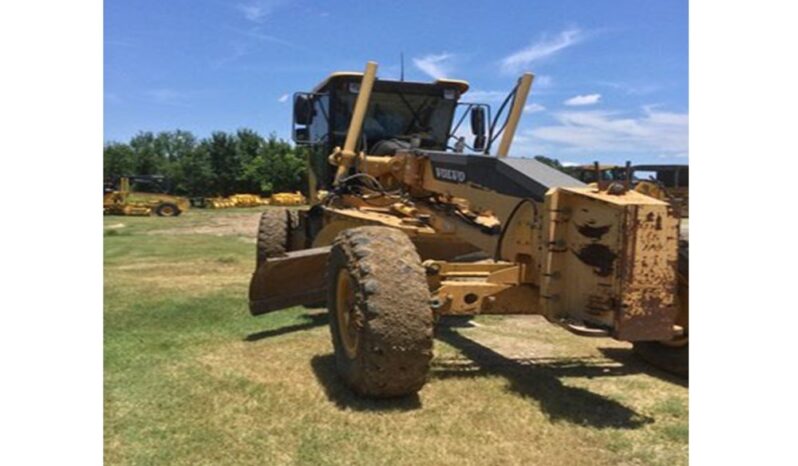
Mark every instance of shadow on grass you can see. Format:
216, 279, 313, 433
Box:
310, 354, 422, 412
244, 312, 328, 342
435, 327, 653, 429
597, 347, 688, 388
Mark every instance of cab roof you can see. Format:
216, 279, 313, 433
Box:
312, 71, 470, 94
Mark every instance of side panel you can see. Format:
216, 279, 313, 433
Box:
615, 203, 680, 340
540, 188, 678, 341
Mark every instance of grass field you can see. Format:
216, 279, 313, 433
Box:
104, 208, 688, 465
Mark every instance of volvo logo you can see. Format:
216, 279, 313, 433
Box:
434, 167, 466, 183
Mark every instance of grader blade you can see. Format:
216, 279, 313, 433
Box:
248, 246, 330, 315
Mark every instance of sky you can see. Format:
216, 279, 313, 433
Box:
104, 0, 688, 165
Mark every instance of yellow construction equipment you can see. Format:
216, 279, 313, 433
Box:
205, 197, 238, 209
268, 191, 306, 206
205, 194, 267, 208
103, 176, 189, 217
202, 192, 306, 209
573, 163, 689, 218
249, 62, 688, 397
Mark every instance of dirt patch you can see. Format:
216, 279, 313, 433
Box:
149, 214, 261, 239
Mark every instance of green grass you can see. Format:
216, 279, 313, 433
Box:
105, 209, 688, 465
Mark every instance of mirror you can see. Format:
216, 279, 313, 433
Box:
294, 94, 315, 125
470, 106, 486, 136
293, 127, 311, 144
470, 106, 486, 150
473, 134, 486, 151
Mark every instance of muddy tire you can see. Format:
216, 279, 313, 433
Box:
327, 226, 434, 398
256, 209, 293, 267
633, 341, 688, 376
634, 241, 689, 376
155, 202, 181, 217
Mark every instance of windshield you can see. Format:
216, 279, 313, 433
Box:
333, 90, 456, 150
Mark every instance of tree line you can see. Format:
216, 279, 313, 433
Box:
103, 129, 307, 197
103, 130, 581, 198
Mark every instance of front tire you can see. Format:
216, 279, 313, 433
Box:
327, 227, 434, 398
155, 202, 181, 217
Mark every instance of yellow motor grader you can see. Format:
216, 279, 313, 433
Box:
103, 175, 189, 217
249, 62, 687, 397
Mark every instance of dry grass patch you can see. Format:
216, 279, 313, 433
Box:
148, 213, 262, 239
108, 259, 251, 294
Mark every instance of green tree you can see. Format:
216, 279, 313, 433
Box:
129, 132, 168, 175
156, 130, 197, 162
203, 131, 240, 196
262, 134, 306, 193
235, 129, 266, 193
534, 155, 565, 171
105, 128, 308, 197
173, 145, 214, 196
103, 142, 135, 180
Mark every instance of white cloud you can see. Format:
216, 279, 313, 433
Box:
599, 81, 661, 96
413, 53, 454, 79
529, 107, 688, 156
535, 75, 553, 87
239, 27, 297, 48
239, 4, 265, 22
524, 103, 546, 113
501, 28, 584, 73
237, 0, 285, 23
564, 93, 601, 106
277, 93, 289, 103
463, 75, 552, 104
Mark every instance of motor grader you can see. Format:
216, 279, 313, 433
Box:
103, 175, 189, 217
249, 62, 687, 397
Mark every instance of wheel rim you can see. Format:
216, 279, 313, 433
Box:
161, 206, 174, 216
335, 270, 359, 359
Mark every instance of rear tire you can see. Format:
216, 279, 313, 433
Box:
633, 241, 689, 376
632, 341, 688, 376
327, 227, 434, 398
155, 202, 181, 217
256, 209, 294, 267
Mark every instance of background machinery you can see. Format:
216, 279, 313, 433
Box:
200, 192, 307, 209
573, 163, 689, 218
249, 62, 688, 397
103, 175, 189, 217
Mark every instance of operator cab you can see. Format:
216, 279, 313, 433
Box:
293, 72, 487, 189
